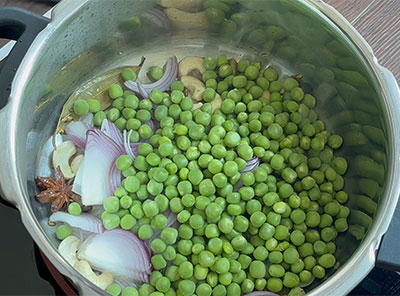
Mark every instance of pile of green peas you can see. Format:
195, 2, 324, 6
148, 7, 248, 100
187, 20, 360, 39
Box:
72, 67, 159, 142
67, 54, 350, 296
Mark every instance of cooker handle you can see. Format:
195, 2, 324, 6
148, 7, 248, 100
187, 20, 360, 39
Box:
0, 7, 50, 109
0, 8, 49, 205
376, 66, 400, 271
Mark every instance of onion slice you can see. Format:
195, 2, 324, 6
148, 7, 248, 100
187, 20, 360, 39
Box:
77, 229, 152, 284
80, 129, 123, 205
101, 120, 123, 146
137, 83, 149, 99
242, 157, 260, 173
142, 8, 172, 31
147, 118, 160, 134
50, 212, 104, 234
125, 56, 178, 98
80, 113, 94, 125
123, 130, 137, 160
65, 121, 92, 148
72, 155, 85, 196
130, 143, 141, 155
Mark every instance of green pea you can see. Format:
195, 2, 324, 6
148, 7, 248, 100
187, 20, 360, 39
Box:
249, 260, 266, 279
139, 224, 153, 240
109, 84, 123, 99
245, 65, 259, 80
283, 272, 300, 288
161, 227, 178, 245
68, 202, 82, 216
122, 68, 136, 82
312, 265, 326, 279
219, 64, 232, 78
267, 278, 283, 293
106, 283, 122, 296
121, 287, 138, 296
197, 283, 212, 296
150, 66, 164, 81
178, 261, 194, 279
72, 99, 90, 116
56, 225, 72, 240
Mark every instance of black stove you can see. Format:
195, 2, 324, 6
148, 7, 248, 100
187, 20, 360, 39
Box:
1, 199, 400, 296
0, 199, 77, 296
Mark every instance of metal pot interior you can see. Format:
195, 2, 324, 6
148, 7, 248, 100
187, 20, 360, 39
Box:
14, 0, 392, 293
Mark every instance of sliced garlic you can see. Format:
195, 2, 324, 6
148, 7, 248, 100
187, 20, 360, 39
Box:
58, 235, 80, 266
74, 260, 114, 290
52, 140, 76, 179
71, 155, 84, 175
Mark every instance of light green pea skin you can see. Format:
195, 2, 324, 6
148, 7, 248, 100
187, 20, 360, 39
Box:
56, 225, 72, 240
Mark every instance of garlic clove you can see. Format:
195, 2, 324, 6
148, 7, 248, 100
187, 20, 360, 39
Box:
74, 260, 114, 290
58, 235, 80, 266
52, 140, 76, 179
71, 154, 85, 175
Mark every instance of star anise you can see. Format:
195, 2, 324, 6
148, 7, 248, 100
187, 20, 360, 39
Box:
36, 166, 81, 212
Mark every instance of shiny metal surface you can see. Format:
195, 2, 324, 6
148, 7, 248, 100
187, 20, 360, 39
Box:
0, 0, 399, 295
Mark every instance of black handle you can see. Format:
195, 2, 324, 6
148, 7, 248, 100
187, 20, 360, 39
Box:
0, 7, 50, 109
376, 198, 400, 270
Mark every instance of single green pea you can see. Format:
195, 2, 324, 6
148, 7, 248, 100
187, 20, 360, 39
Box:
103, 196, 120, 213
73, 99, 90, 116
249, 260, 266, 279
106, 283, 122, 296
56, 225, 72, 240
93, 111, 106, 126
150, 66, 164, 81
161, 227, 179, 245
245, 65, 259, 80
109, 84, 124, 99
87, 99, 101, 113
122, 68, 136, 81
68, 202, 82, 216
121, 287, 138, 296
219, 64, 232, 78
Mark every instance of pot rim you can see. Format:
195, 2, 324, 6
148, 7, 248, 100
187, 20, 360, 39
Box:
304, 1, 400, 295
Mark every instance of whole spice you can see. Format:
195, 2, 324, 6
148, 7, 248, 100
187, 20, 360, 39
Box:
36, 167, 81, 212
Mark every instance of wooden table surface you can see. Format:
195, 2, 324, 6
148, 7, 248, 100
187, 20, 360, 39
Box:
1, 0, 399, 82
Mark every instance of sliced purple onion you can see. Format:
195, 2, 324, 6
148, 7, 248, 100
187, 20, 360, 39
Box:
79, 129, 124, 205
147, 118, 160, 134
50, 212, 104, 234
242, 157, 260, 173
137, 83, 149, 99
109, 160, 122, 195
101, 119, 123, 146
77, 229, 152, 284
65, 121, 93, 148
142, 8, 172, 31
72, 156, 84, 196
80, 113, 94, 125
123, 130, 137, 160
125, 56, 178, 98
130, 143, 141, 155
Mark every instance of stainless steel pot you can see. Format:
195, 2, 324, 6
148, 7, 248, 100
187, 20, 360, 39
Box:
0, 0, 399, 295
